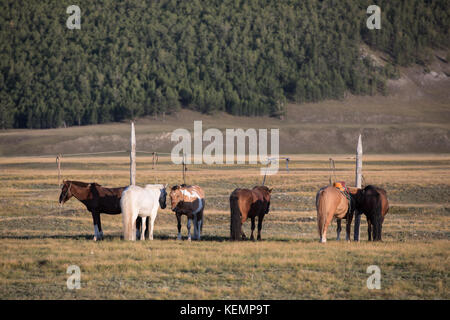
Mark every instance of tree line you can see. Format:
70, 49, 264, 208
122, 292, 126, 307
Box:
0, 0, 448, 129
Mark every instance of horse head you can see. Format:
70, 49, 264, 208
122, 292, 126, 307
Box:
58, 180, 73, 204
159, 184, 168, 209
169, 185, 183, 211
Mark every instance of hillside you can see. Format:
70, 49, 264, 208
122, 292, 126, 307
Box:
1, 0, 449, 129
1, 54, 449, 156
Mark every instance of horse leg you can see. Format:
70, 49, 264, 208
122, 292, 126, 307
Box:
257, 214, 265, 241
336, 219, 342, 241
321, 213, 334, 243
193, 213, 199, 240
144, 218, 150, 240
140, 216, 147, 241
250, 217, 256, 241
97, 214, 104, 240
197, 212, 203, 241
194, 208, 203, 241
354, 210, 361, 241
136, 217, 141, 240
131, 216, 137, 241
91, 211, 101, 241
367, 218, 372, 241
187, 217, 192, 241
176, 213, 182, 240
345, 211, 353, 242
241, 216, 247, 240
149, 213, 156, 241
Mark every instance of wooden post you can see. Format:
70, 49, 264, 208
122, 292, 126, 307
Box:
130, 121, 136, 186
356, 134, 362, 189
56, 154, 62, 188
354, 134, 362, 241
182, 153, 187, 185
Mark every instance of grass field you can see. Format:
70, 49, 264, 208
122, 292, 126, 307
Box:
0, 154, 449, 299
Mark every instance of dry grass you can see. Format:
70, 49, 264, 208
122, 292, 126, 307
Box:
0, 155, 449, 299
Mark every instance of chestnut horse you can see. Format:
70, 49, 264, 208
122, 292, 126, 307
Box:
356, 185, 389, 241
315, 185, 359, 243
169, 184, 205, 241
58, 180, 147, 240
230, 186, 272, 241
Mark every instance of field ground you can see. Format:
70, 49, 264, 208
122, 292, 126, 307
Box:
0, 154, 449, 299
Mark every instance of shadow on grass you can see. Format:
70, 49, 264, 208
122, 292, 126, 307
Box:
0, 233, 323, 243
0, 233, 231, 242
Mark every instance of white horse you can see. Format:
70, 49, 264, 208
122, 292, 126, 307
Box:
120, 184, 167, 241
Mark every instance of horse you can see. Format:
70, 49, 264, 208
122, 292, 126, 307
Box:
120, 184, 167, 241
59, 180, 125, 241
169, 184, 205, 241
355, 185, 389, 241
315, 184, 359, 243
229, 186, 272, 241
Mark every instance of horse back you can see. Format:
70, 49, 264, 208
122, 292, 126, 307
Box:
90, 185, 125, 214
182, 185, 205, 200
230, 188, 253, 218
249, 188, 270, 217
176, 185, 205, 217
317, 186, 348, 218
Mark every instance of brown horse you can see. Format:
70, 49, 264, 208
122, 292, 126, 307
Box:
315, 185, 359, 243
58, 180, 147, 240
169, 184, 205, 241
355, 185, 389, 241
230, 186, 272, 241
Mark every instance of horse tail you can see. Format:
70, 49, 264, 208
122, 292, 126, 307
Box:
200, 199, 205, 232
121, 188, 135, 241
316, 188, 329, 242
230, 192, 242, 241
372, 193, 383, 241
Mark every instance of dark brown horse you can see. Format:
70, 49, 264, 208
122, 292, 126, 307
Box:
355, 185, 389, 241
58, 180, 147, 240
230, 186, 272, 241
169, 184, 205, 241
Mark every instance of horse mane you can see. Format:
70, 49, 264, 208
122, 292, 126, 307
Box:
66, 181, 101, 187
171, 184, 191, 191
363, 185, 379, 193
253, 186, 272, 194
